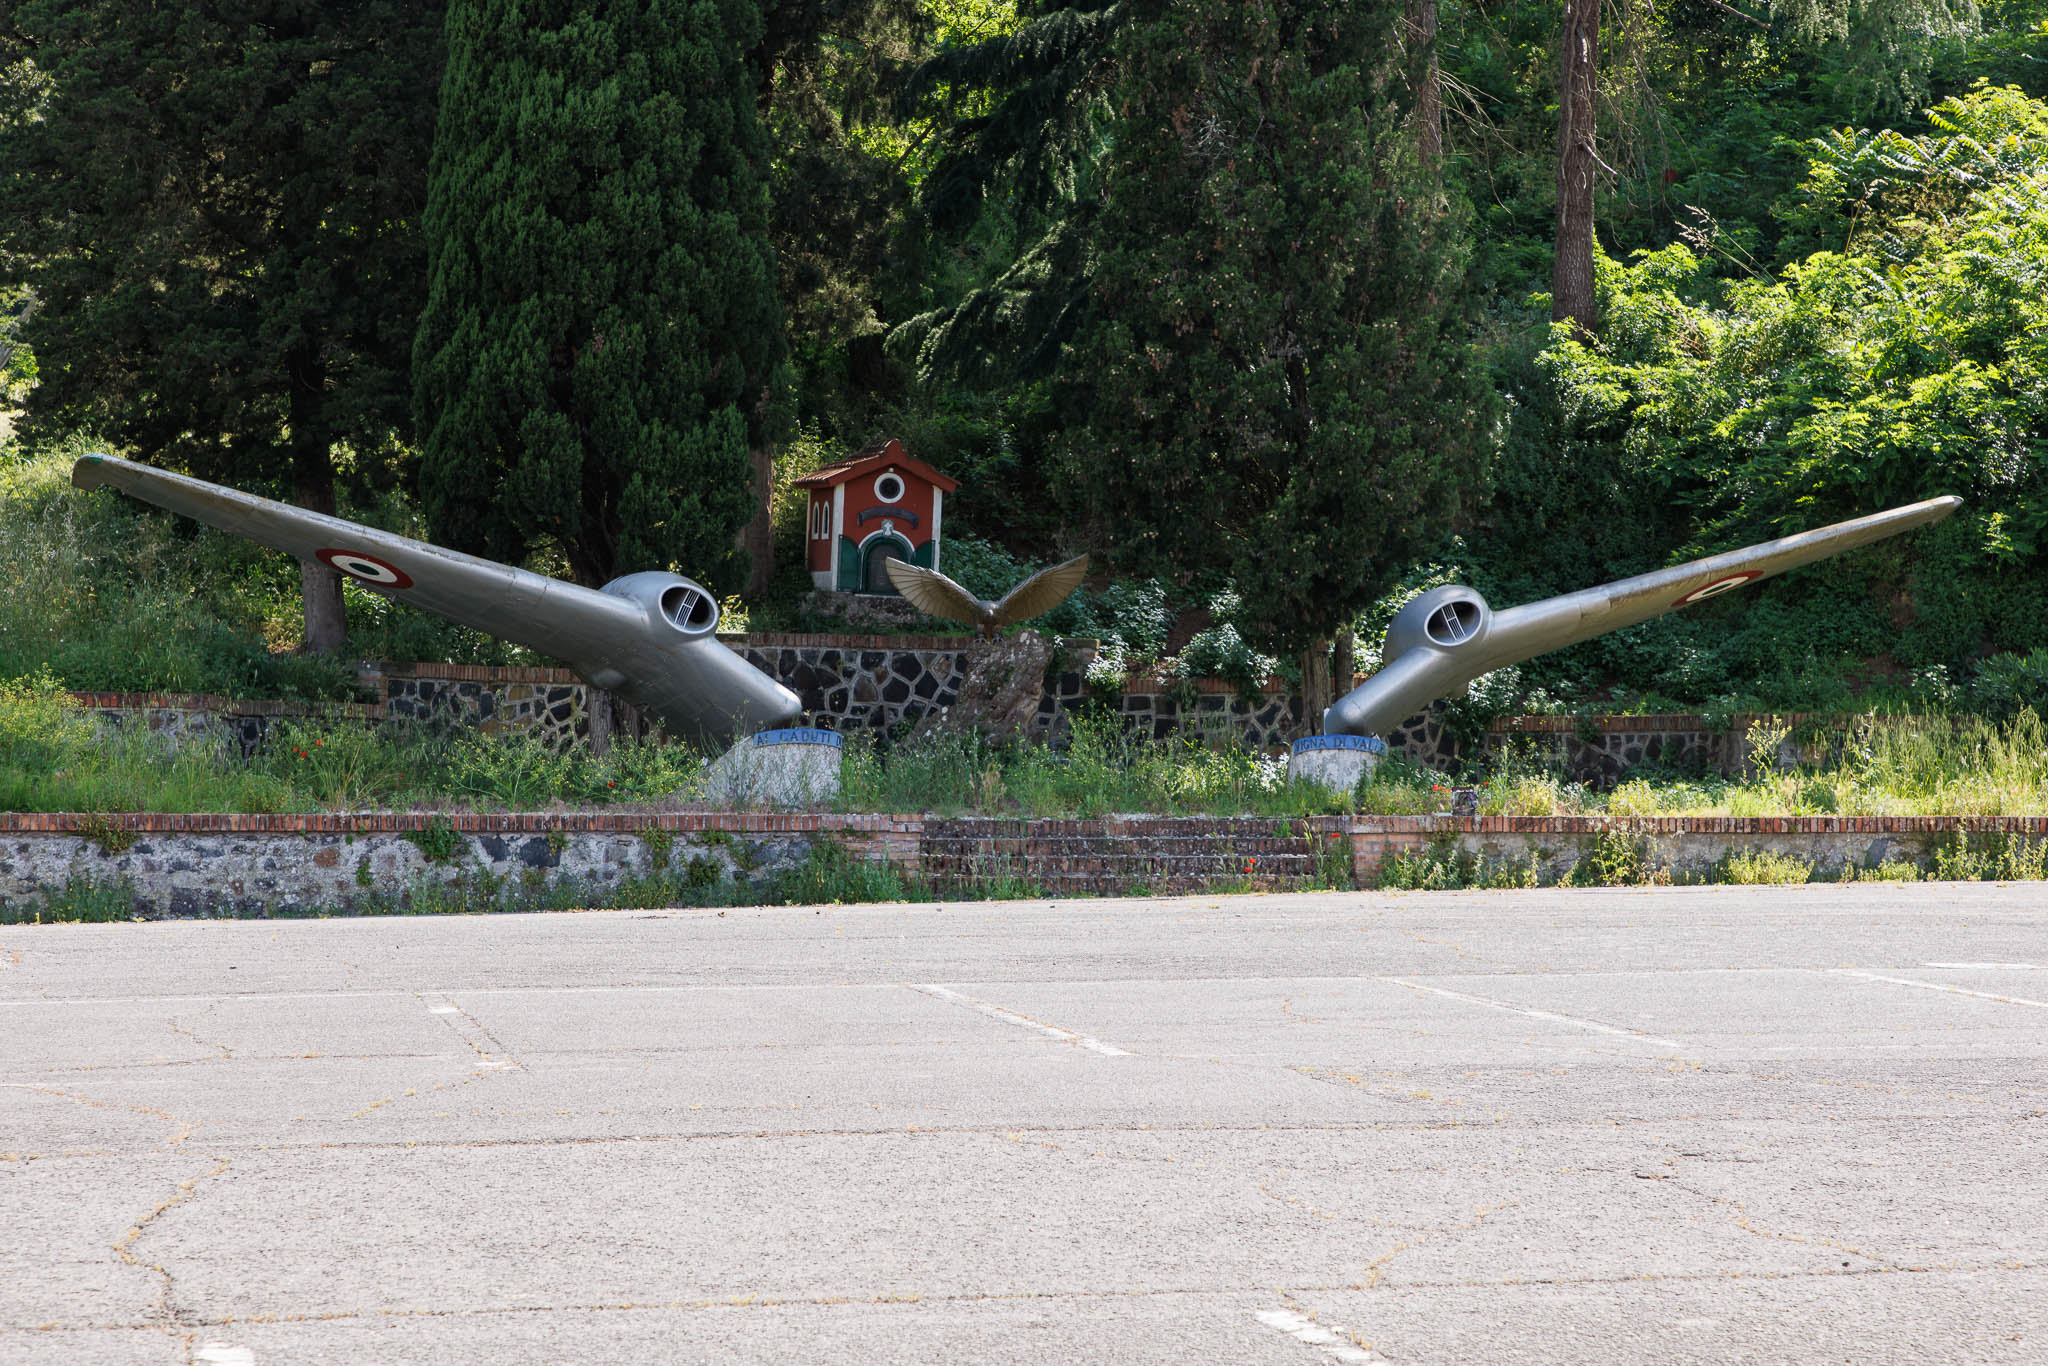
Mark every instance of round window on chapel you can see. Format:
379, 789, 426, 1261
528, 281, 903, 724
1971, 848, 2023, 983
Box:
874, 472, 905, 504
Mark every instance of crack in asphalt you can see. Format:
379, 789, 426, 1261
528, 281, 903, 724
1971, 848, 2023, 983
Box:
347, 998, 525, 1120
165, 1006, 234, 1062
2, 1083, 196, 1149
115, 1155, 232, 1342
4, 1081, 229, 1354
15, 1260, 2042, 1336
1661, 1171, 1901, 1271
2, 1105, 2019, 1158
1351, 1200, 1520, 1290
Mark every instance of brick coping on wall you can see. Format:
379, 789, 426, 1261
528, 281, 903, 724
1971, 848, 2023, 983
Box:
7, 810, 2041, 838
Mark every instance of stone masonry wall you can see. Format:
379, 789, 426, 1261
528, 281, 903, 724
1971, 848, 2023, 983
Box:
79, 645, 1889, 786
0, 812, 915, 918
71, 691, 385, 760
3, 811, 2038, 918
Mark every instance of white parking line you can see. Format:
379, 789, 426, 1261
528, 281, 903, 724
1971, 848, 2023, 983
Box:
1379, 977, 1688, 1050
1256, 1308, 1382, 1363
1922, 962, 2044, 970
194, 1346, 255, 1366
910, 984, 1131, 1056
1836, 969, 2048, 1009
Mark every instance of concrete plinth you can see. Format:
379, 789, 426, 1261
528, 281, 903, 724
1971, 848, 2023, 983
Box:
703, 727, 843, 806
1288, 733, 1386, 794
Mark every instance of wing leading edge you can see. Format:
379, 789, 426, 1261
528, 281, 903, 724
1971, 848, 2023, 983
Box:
72, 454, 799, 747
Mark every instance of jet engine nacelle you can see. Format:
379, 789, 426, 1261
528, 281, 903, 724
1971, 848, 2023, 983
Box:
599, 571, 721, 638
1323, 585, 1494, 738
1382, 585, 1492, 663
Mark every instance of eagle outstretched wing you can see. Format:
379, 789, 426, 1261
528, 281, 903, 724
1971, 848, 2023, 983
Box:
885, 559, 993, 628
886, 553, 1090, 634
991, 555, 1090, 627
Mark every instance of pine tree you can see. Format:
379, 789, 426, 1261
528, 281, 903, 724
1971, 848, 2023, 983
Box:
412, 0, 785, 591
1066, 0, 1495, 727
888, 1, 1128, 390
0, 0, 443, 651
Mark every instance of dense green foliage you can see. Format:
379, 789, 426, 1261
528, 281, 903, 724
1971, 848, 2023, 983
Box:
0, 1, 441, 599
1476, 83, 2048, 711
1066, 0, 1492, 660
0, 442, 527, 696
2, 0, 2046, 716
413, 0, 784, 589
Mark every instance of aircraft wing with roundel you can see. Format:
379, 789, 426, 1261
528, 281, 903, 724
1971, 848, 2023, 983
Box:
1481, 494, 1967, 668
72, 453, 800, 746
1324, 495, 1963, 737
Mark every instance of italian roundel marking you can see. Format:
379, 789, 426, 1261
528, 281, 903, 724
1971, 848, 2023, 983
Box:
1674, 571, 1760, 607
316, 548, 414, 590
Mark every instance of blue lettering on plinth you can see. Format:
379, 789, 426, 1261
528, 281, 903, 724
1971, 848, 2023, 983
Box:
1291, 734, 1387, 756
752, 727, 845, 749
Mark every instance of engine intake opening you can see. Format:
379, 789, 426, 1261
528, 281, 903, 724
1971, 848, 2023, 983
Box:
660, 584, 717, 633
1425, 598, 1482, 646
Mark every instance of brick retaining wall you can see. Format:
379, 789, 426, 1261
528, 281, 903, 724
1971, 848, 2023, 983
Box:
3, 810, 2036, 918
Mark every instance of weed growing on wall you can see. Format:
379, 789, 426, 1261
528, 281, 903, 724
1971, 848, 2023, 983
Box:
768, 838, 921, 905
1375, 841, 1541, 892
1718, 850, 1815, 885
0, 874, 136, 924
1841, 858, 1925, 883
1565, 832, 1653, 888
400, 816, 464, 864
1312, 831, 1354, 891
1928, 832, 2048, 882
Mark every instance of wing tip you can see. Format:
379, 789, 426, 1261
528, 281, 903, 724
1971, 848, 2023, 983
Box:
70, 453, 113, 490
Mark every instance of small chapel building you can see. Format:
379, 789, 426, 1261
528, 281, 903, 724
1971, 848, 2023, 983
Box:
794, 437, 959, 595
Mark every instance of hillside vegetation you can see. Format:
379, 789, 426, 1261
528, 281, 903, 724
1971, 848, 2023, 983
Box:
2, 3, 2045, 717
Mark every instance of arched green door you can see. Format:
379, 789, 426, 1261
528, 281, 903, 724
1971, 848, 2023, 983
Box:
863, 537, 908, 593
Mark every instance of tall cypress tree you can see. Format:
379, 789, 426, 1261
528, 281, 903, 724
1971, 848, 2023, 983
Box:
1065, 0, 1494, 727
413, 0, 784, 590
0, 0, 443, 651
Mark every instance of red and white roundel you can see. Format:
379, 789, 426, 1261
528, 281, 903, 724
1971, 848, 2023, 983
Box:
316, 548, 414, 590
1674, 571, 1760, 607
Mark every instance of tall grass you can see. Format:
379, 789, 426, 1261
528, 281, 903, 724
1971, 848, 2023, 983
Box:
6, 663, 2047, 819
1464, 712, 2048, 819
834, 715, 1390, 818
0, 437, 535, 698
0, 674, 705, 813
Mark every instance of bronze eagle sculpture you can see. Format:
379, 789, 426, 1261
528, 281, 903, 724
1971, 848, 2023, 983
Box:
885, 554, 1090, 639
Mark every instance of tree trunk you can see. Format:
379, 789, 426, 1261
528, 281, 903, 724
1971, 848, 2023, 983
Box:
1552, 0, 1600, 334
1332, 628, 1357, 695
738, 444, 776, 600
1299, 637, 1334, 738
288, 346, 348, 655
1405, 0, 1442, 171
587, 686, 613, 758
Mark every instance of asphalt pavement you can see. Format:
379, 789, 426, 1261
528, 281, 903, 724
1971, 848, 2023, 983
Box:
5, 881, 2048, 1364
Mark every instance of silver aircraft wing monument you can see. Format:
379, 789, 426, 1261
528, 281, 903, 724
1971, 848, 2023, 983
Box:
73, 454, 801, 747
1325, 496, 1964, 738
